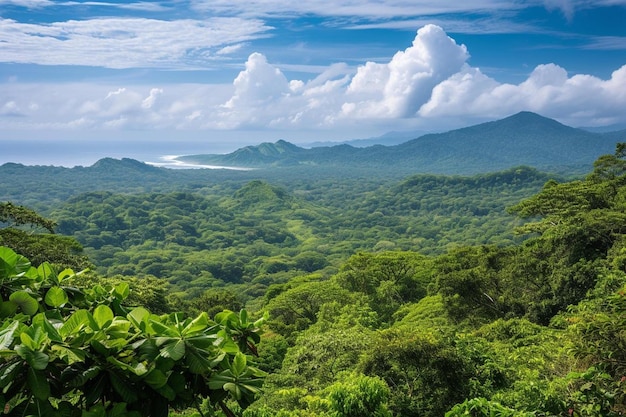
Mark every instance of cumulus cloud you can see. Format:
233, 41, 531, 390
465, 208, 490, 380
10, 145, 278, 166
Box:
213, 25, 626, 130
224, 53, 290, 108
344, 24, 469, 118
419, 62, 626, 127
2, 24, 626, 134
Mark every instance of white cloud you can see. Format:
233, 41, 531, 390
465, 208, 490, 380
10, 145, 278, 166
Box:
419, 62, 626, 127
59, 1, 170, 12
225, 52, 290, 107
0, 17, 271, 69
2, 25, 626, 135
190, 0, 527, 19
343, 24, 469, 118
543, 0, 626, 19
142, 88, 163, 109
0, 0, 53, 7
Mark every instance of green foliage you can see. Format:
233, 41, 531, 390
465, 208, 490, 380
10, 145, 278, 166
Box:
360, 330, 471, 417
263, 280, 355, 337
27, 167, 549, 298
334, 251, 431, 322
445, 398, 536, 417
0, 202, 91, 270
0, 202, 56, 232
326, 375, 391, 417
5, 145, 626, 417
0, 246, 266, 417
187, 288, 244, 318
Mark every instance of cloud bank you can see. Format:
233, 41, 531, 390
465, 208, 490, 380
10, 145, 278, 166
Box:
2, 24, 626, 137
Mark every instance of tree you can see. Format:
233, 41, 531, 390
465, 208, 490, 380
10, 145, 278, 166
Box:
264, 280, 354, 338
334, 251, 431, 322
360, 330, 471, 417
0, 246, 266, 417
326, 375, 392, 417
0, 202, 91, 270
187, 288, 244, 318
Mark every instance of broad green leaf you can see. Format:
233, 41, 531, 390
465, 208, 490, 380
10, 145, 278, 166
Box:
149, 319, 179, 337
144, 368, 168, 389
217, 329, 240, 354
32, 314, 62, 343
19, 331, 37, 350
57, 268, 76, 282
37, 262, 57, 284
93, 305, 114, 329
51, 345, 86, 364
239, 309, 248, 324
27, 368, 51, 400
20, 325, 48, 350
15, 345, 49, 370
66, 365, 102, 388
160, 339, 185, 361
0, 321, 19, 350
108, 371, 139, 404
181, 312, 209, 337
83, 403, 106, 417
113, 282, 130, 300
0, 246, 31, 276
0, 300, 17, 318
0, 361, 22, 389
185, 334, 218, 350
231, 352, 247, 378
167, 371, 187, 394
109, 403, 130, 417
214, 310, 237, 326
60, 309, 90, 338
154, 383, 177, 401
185, 345, 212, 374
44, 287, 68, 308
106, 318, 131, 339
207, 373, 233, 390
223, 382, 242, 400
106, 356, 148, 376
127, 307, 150, 331
9, 291, 39, 316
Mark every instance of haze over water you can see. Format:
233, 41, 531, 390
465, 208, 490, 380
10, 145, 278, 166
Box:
1, 139, 247, 168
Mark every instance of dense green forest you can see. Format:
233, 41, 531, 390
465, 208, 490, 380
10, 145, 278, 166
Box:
41, 166, 551, 302
1, 146, 626, 416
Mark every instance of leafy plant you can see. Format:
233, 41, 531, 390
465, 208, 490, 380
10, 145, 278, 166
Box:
0, 246, 266, 416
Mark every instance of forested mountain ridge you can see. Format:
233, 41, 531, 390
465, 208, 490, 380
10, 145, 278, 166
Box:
177, 112, 620, 175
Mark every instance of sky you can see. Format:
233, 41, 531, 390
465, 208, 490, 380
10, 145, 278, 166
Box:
1, 0, 626, 164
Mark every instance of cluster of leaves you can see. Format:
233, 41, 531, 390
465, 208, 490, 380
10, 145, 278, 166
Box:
0, 246, 266, 417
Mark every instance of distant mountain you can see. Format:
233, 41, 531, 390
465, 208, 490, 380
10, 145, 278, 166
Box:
306, 130, 427, 148
580, 124, 626, 133
177, 112, 620, 175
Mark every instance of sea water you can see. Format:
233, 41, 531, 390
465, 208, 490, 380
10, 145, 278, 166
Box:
0, 139, 245, 169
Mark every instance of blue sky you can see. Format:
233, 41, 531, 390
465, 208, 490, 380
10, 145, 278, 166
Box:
1, 0, 626, 161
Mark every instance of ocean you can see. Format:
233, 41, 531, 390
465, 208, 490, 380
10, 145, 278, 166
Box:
0, 139, 246, 169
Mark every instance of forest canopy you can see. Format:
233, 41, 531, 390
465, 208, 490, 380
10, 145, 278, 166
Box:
1, 146, 626, 416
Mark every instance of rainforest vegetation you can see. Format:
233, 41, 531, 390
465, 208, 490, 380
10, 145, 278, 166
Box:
1, 145, 626, 416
